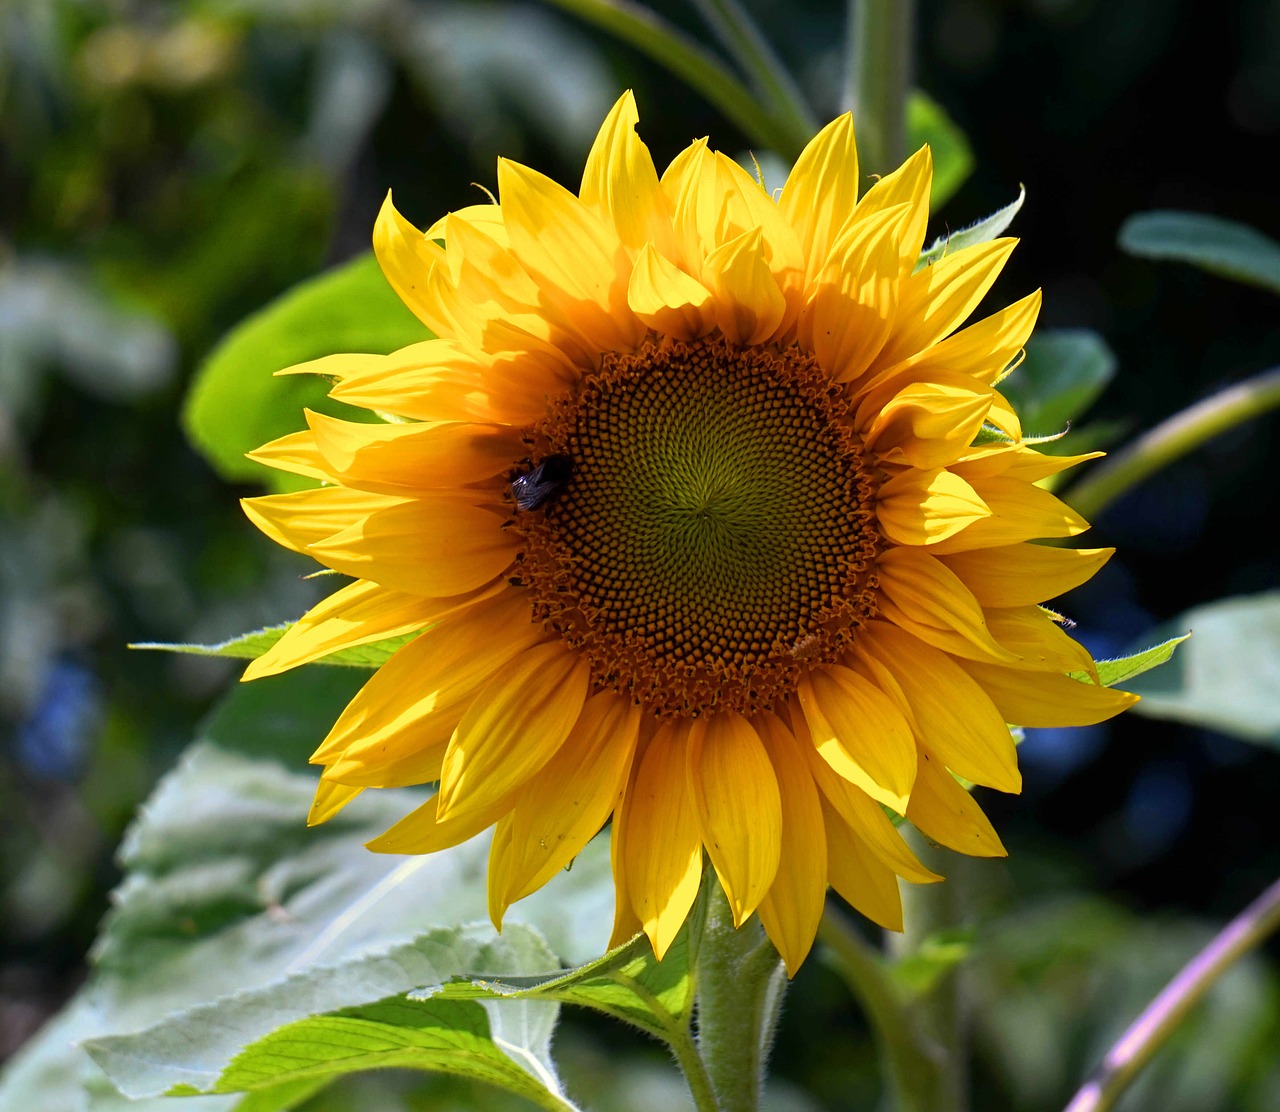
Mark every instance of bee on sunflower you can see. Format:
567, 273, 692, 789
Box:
241, 92, 1135, 974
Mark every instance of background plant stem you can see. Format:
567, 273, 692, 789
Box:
844, 0, 914, 175
544, 0, 810, 158
1063, 366, 1280, 521
1063, 875, 1280, 1112
818, 905, 949, 1112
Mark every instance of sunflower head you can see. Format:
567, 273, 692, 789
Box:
242, 92, 1136, 974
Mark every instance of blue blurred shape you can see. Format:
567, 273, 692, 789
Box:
14, 658, 101, 781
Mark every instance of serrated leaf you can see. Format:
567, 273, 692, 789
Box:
907, 91, 974, 211
183, 253, 427, 491
999, 328, 1117, 438
1072, 635, 1188, 689
1125, 593, 1280, 744
1118, 210, 1280, 294
918, 187, 1025, 271
83, 926, 571, 1109
130, 626, 414, 670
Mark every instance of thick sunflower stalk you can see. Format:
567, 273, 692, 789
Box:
241, 92, 1136, 975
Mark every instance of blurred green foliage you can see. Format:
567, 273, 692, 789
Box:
2, 0, 1278, 1109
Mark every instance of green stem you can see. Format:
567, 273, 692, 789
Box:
668, 1024, 722, 1112
693, 878, 787, 1111
844, 0, 914, 176
1063, 875, 1280, 1112
690, 0, 818, 142
818, 904, 948, 1112
1063, 365, 1280, 522
542, 0, 808, 158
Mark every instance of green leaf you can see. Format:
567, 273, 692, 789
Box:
83, 926, 574, 1111
890, 927, 973, 1001
1118, 210, 1280, 295
999, 328, 1117, 438
420, 917, 699, 1046
917, 187, 1025, 271
130, 626, 415, 670
907, 91, 974, 211
184, 252, 427, 491
1080, 635, 1188, 689
1125, 592, 1280, 744
3, 671, 616, 1109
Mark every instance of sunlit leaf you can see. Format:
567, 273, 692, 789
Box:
917, 187, 1024, 271
420, 918, 700, 1045
1118, 210, 1280, 295
1072, 635, 1188, 689
1126, 593, 1280, 744
130, 626, 414, 670
83, 927, 572, 1109
184, 253, 427, 491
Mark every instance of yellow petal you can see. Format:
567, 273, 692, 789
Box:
372, 192, 448, 332
956, 660, 1140, 727
307, 495, 518, 597
958, 445, 1103, 485
938, 544, 1114, 608
488, 814, 516, 929
778, 113, 859, 280
497, 157, 641, 353
436, 641, 591, 822
822, 798, 905, 932
365, 789, 512, 855
608, 738, 647, 951
622, 720, 704, 960
755, 715, 828, 976
425, 203, 508, 245
700, 227, 788, 345
686, 712, 781, 927
926, 476, 1089, 554
800, 204, 910, 382
855, 622, 1022, 794
310, 587, 542, 765
324, 340, 541, 425
627, 243, 715, 339
874, 547, 1022, 665
322, 736, 449, 788
797, 717, 939, 883
862, 380, 995, 469
905, 748, 1006, 858
797, 666, 917, 812
874, 238, 1018, 369
246, 430, 329, 483
850, 144, 933, 276
502, 693, 642, 904
307, 780, 364, 826
244, 579, 432, 681
579, 90, 675, 255
305, 411, 520, 494
868, 289, 1042, 390
985, 606, 1098, 679
241, 487, 406, 555
876, 467, 991, 546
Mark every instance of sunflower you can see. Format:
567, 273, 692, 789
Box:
242, 92, 1136, 974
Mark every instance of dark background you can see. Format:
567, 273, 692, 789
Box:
2, 0, 1277, 1107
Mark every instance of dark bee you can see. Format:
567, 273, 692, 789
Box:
510, 454, 573, 511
